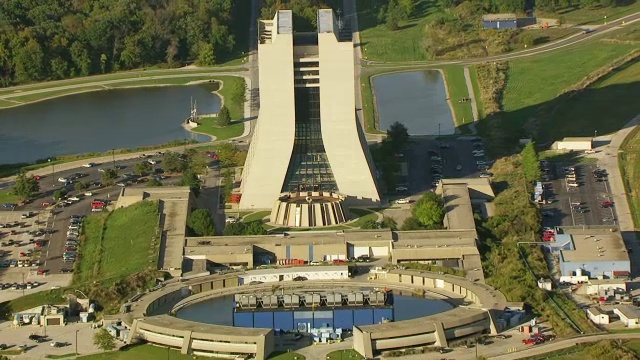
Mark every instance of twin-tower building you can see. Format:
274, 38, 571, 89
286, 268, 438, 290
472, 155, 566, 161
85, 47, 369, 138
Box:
239, 9, 380, 227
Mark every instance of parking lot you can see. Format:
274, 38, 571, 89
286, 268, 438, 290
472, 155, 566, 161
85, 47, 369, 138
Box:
398, 136, 490, 198
540, 161, 616, 228
0, 153, 190, 291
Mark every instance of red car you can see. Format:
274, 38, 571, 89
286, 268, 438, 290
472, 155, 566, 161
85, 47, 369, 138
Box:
542, 235, 555, 242
33, 175, 42, 180
522, 338, 538, 345
42, 202, 52, 207
37, 269, 48, 275
601, 201, 614, 207
543, 230, 555, 236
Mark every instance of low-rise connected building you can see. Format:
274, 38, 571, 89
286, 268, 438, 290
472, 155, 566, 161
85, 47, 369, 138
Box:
587, 307, 610, 325
552, 137, 593, 151
553, 228, 630, 278
614, 305, 640, 328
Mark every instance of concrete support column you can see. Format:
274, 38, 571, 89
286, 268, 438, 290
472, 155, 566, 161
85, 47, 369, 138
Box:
180, 331, 192, 355
433, 322, 448, 348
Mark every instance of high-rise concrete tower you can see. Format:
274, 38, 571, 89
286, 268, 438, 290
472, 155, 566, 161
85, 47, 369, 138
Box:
239, 9, 380, 213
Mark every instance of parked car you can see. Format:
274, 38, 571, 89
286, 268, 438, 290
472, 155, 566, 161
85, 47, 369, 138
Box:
225, 216, 238, 224
293, 276, 307, 281
396, 198, 410, 204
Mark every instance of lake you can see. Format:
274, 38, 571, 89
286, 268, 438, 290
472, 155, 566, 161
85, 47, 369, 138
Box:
0, 85, 220, 164
372, 70, 455, 136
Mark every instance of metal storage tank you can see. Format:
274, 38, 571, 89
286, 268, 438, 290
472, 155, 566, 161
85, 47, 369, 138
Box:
233, 312, 254, 328
353, 308, 374, 326
274, 311, 294, 331
313, 310, 333, 329
303, 294, 314, 306
254, 312, 274, 329
333, 309, 354, 330
347, 293, 357, 306
269, 295, 279, 308
372, 291, 386, 305
326, 292, 338, 306
374, 308, 394, 324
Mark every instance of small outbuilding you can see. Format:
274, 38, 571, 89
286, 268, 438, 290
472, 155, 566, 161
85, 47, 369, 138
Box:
587, 307, 610, 325
553, 137, 593, 151
614, 305, 640, 328
482, 14, 517, 29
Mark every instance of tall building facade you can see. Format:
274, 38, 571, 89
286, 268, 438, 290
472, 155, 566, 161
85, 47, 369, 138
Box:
239, 9, 380, 210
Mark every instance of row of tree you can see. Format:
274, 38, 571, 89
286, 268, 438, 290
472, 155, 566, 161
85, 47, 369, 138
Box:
0, 0, 244, 86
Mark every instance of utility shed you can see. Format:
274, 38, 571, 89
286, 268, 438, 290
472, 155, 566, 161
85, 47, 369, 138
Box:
482, 14, 517, 29
587, 307, 609, 325
553, 137, 593, 150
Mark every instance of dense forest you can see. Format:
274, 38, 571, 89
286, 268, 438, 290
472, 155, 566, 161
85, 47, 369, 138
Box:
260, 0, 343, 31
0, 0, 246, 87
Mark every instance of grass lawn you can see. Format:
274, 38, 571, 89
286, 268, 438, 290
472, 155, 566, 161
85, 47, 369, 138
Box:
536, 60, 640, 143
193, 117, 244, 141
536, 2, 640, 25
216, 75, 246, 120
243, 210, 271, 223
269, 351, 306, 360
105, 76, 219, 88
356, 0, 435, 62
74, 201, 159, 285
0, 67, 246, 97
0, 189, 19, 204
6, 86, 105, 105
326, 349, 364, 360
45, 353, 77, 359
361, 74, 384, 134
441, 66, 473, 126
350, 208, 379, 227
620, 127, 640, 228
485, 35, 639, 146
76, 344, 215, 360
0, 99, 17, 107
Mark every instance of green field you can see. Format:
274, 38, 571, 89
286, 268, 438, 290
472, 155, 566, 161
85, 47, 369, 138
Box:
0, 288, 66, 318
76, 344, 216, 360
269, 351, 306, 360
441, 66, 474, 126
243, 211, 271, 223
350, 208, 379, 228
0, 190, 19, 204
216, 75, 246, 120
620, 127, 640, 228
522, 339, 640, 359
6, 86, 105, 105
356, 0, 433, 62
193, 118, 244, 141
536, 2, 640, 25
105, 76, 219, 88
326, 349, 364, 360
74, 201, 159, 285
361, 74, 384, 134
0, 67, 246, 97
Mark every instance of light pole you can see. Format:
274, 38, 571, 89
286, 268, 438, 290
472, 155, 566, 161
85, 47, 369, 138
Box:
594, 130, 598, 138
75, 329, 79, 355
111, 149, 116, 169
48, 159, 55, 186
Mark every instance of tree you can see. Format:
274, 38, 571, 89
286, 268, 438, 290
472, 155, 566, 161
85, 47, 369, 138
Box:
12, 171, 40, 201
198, 42, 215, 66
223, 222, 246, 236
360, 219, 381, 229
162, 151, 187, 173
74, 181, 89, 191
412, 192, 445, 227
557, 15, 566, 27
102, 168, 118, 185
245, 221, 267, 235
401, 216, 425, 231
179, 170, 201, 197
521, 141, 541, 182
134, 162, 152, 175
381, 217, 398, 230
217, 105, 231, 126
386, 121, 409, 151
147, 178, 162, 187
13, 38, 46, 82
93, 328, 116, 352
187, 209, 215, 236
53, 189, 68, 201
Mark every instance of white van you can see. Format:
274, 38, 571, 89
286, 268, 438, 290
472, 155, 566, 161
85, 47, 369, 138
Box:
567, 182, 579, 187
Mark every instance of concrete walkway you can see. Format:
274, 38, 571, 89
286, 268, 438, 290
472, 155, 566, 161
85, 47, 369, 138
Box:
463, 66, 479, 123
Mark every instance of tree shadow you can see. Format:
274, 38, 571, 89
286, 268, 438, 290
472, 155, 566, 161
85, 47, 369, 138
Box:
472, 81, 640, 158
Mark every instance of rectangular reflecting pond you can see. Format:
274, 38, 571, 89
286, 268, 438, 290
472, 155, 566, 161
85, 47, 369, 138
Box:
372, 70, 455, 136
